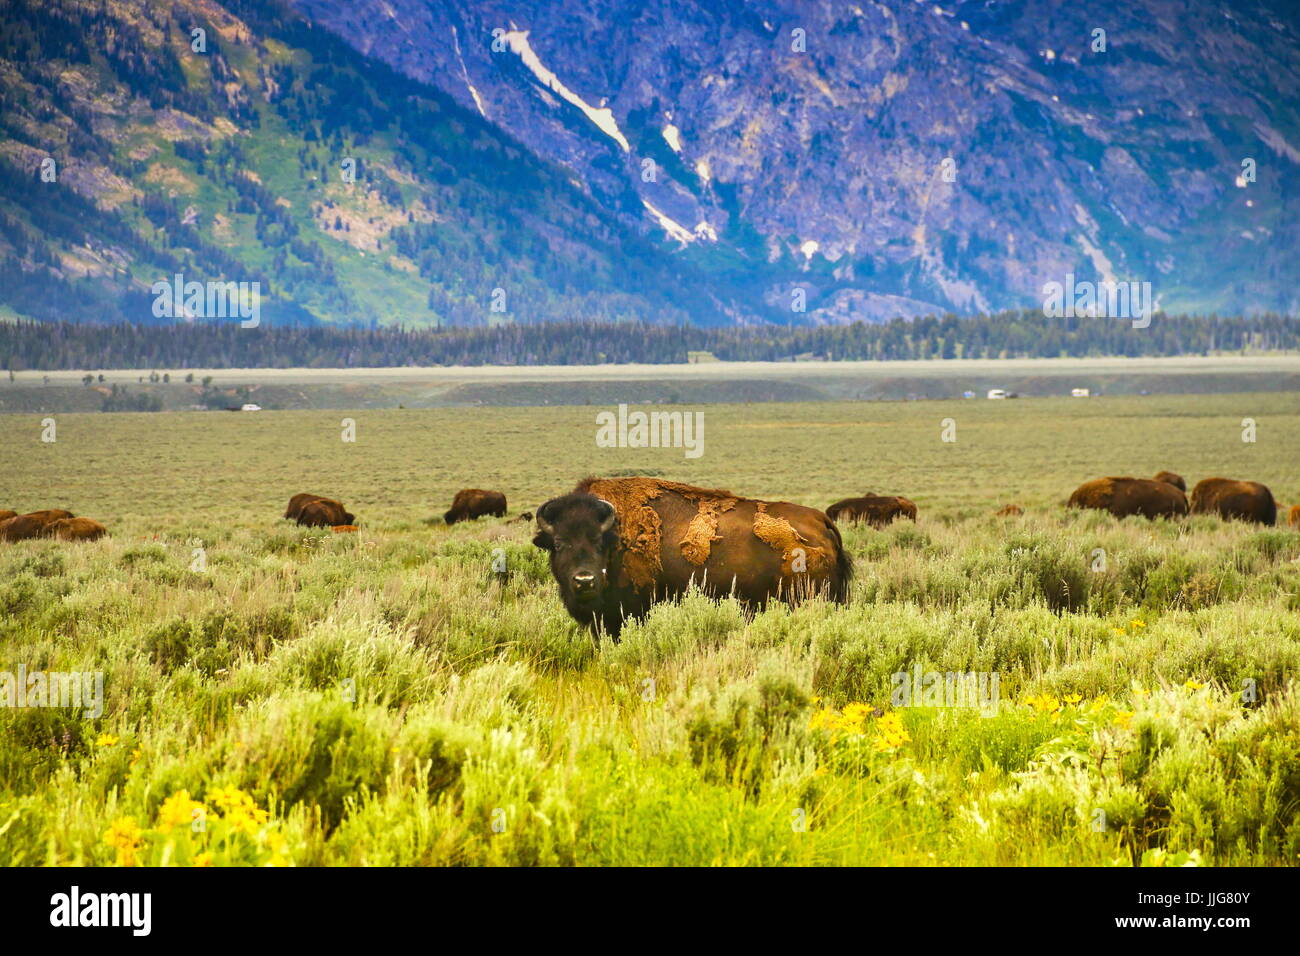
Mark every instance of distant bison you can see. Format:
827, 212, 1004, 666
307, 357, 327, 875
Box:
995, 504, 1024, 517
1289, 505, 1300, 529
1190, 477, 1276, 525
45, 517, 107, 542
1153, 471, 1187, 493
445, 489, 507, 525
534, 477, 852, 638
826, 495, 918, 528
284, 493, 348, 522
296, 498, 354, 528
0, 509, 75, 542
1068, 477, 1188, 519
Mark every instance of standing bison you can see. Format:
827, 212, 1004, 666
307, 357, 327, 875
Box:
444, 489, 507, 525
284, 494, 355, 527
533, 477, 852, 638
1068, 476, 1187, 519
1190, 478, 1276, 525
826, 494, 918, 528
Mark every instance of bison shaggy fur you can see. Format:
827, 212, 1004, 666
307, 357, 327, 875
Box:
45, 517, 108, 541
0, 509, 76, 542
1152, 471, 1187, 492
1190, 477, 1276, 525
296, 498, 353, 528
1067, 478, 1188, 519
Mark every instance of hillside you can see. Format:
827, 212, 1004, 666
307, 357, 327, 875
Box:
0, 0, 758, 327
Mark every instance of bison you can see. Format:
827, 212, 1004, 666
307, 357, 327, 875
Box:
533, 477, 852, 638
45, 517, 108, 541
826, 495, 918, 528
1067, 477, 1187, 519
296, 498, 354, 528
0, 510, 15, 522
445, 489, 507, 525
1189, 477, 1276, 525
284, 493, 353, 522
331, 524, 360, 533
1289, 505, 1300, 529
0, 509, 76, 542
1153, 471, 1187, 492
995, 504, 1024, 517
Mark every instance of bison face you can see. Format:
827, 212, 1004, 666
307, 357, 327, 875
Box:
443, 510, 459, 525
344, 511, 356, 525
533, 494, 619, 606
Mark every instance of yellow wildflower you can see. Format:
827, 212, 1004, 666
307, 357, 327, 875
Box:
95, 733, 119, 747
1184, 679, 1205, 691
192, 852, 213, 867
129, 747, 142, 767
103, 816, 142, 867
156, 790, 207, 834
1113, 710, 1135, 728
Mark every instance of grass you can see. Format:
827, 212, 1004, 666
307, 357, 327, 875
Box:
0, 392, 1298, 865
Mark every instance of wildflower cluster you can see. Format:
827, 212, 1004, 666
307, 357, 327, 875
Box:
102, 786, 290, 867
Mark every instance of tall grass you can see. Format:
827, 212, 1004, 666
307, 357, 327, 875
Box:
1, 507, 1297, 866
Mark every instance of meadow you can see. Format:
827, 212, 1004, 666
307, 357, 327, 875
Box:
1, 392, 1298, 865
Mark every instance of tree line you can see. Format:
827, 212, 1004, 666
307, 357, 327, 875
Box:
1, 312, 1296, 371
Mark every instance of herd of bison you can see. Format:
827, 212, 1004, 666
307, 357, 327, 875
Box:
0, 472, 1293, 638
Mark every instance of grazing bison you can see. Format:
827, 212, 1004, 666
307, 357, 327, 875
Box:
296, 498, 354, 528
0, 510, 15, 523
1068, 477, 1187, 519
534, 477, 852, 638
0, 509, 75, 542
1153, 471, 1186, 493
45, 517, 107, 541
444, 489, 507, 525
995, 504, 1024, 517
283, 493, 344, 521
826, 495, 918, 528
1190, 477, 1276, 525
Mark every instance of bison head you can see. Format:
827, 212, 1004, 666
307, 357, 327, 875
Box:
443, 509, 460, 525
533, 493, 618, 605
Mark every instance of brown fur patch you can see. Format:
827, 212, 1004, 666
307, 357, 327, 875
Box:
679, 497, 737, 565
580, 477, 737, 587
1290, 505, 1300, 528
751, 502, 831, 575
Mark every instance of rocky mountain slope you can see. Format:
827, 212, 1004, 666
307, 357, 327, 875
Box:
0, 0, 1296, 329
291, 0, 1300, 319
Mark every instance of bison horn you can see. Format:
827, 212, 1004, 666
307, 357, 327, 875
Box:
596, 498, 617, 532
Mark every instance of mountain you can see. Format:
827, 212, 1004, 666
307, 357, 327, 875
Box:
289, 0, 1300, 318
0, 0, 766, 327
0, 0, 1296, 331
